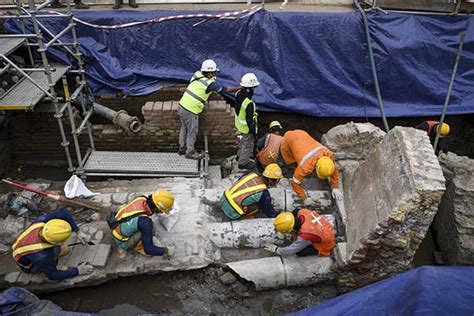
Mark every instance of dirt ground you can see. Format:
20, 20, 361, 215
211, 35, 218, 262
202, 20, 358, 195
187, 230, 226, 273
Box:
39, 266, 339, 314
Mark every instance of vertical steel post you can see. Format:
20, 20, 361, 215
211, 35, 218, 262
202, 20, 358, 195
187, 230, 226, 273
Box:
62, 76, 83, 168
434, 33, 465, 150
15, 0, 34, 66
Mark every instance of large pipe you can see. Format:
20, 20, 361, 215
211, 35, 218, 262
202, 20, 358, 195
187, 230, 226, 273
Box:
93, 102, 142, 134
227, 256, 334, 290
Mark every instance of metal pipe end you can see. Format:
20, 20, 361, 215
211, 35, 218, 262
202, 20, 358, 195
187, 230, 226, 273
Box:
129, 120, 142, 134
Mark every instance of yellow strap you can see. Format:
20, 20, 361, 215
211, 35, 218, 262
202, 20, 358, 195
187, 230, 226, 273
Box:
116, 197, 146, 219
12, 223, 45, 250
112, 229, 129, 242
13, 242, 55, 258
224, 174, 267, 216
231, 184, 268, 199
229, 173, 259, 195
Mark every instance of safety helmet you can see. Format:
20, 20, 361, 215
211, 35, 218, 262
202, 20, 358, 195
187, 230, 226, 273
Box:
42, 219, 72, 245
436, 123, 450, 138
274, 212, 295, 234
315, 156, 336, 180
263, 163, 283, 180
240, 73, 260, 88
151, 189, 175, 215
201, 59, 218, 72
269, 121, 282, 130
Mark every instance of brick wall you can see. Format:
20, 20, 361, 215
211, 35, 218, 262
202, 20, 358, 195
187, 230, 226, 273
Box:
10, 99, 239, 166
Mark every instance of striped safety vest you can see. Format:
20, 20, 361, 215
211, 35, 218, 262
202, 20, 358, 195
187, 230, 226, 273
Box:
224, 172, 268, 216
12, 223, 56, 269
112, 197, 150, 242
179, 71, 216, 114
235, 97, 258, 134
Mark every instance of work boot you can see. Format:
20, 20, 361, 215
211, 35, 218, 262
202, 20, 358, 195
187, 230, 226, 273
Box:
185, 150, 203, 160
113, 0, 122, 9
129, 0, 138, 8
50, 0, 67, 8
75, 0, 89, 9
178, 147, 186, 155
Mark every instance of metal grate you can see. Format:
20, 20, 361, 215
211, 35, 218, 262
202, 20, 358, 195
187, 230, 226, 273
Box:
0, 38, 25, 56
83, 150, 201, 177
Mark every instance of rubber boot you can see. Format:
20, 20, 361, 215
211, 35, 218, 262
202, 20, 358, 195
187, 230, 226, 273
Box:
75, 0, 89, 9
113, 0, 122, 10
129, 0, 138, 8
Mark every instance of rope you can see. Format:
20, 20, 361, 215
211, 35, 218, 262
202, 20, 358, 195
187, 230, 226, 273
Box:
45, 5, 263, 29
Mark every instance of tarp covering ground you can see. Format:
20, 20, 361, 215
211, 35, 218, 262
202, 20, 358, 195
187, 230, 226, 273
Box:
293, 266, 474, 316
5, 10, 474, 117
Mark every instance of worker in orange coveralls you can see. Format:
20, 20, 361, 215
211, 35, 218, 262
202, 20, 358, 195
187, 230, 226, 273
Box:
280, 129, 342, 205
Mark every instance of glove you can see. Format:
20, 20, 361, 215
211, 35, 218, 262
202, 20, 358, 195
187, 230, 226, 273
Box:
164, 246, 174, 257
77, 231, 89, 245
303, 198, 313, 206
77, 263, 94, 275
264, 244, 278, 253
332, 188, 343, 201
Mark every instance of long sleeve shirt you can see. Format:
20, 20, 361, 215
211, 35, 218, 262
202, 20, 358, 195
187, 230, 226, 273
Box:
258, 190, 280, 218
21, 209, 80, 280
137, 217, 166, 256
275, 237, 313, 256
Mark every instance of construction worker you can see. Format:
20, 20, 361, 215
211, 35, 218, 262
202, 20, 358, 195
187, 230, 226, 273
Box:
178, 59, 240, 160
111, 190, 175, 257
415, 120, 450, 154
234, 73, 260, 169
220, 163, 283, 220
280, 129, 342, 204
256, 120, 284, 167
12, 209, 92, 281
264, 208, 336, 257
51, 0, 89, 9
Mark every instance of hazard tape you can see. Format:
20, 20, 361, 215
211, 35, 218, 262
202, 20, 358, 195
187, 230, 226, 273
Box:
45, 5, 263, 29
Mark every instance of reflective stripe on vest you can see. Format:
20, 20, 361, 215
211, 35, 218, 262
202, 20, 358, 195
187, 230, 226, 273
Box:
299, 146, 323, 166
12, 222, 56, 269
256, 134, 283, 166
297, 209, 336, 257
179, 71, 215, 114
235, 97, 258, 134
224, 172, 267, 216
112, 197, 148, 242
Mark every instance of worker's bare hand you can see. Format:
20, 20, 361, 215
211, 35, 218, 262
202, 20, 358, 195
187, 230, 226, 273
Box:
264, 244, 278, 253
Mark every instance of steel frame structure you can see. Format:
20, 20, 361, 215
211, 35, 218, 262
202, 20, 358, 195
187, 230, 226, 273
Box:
0, 0, 94, 174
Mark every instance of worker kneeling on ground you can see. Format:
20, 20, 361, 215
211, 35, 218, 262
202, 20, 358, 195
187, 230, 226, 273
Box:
220, 163, 283, 220
265, 208, 336, 257
12, 209, 93, 281
256, 120, 284, 168
109, 190, 174, 257
281, 129, 342, 204
415, 120, 450, 154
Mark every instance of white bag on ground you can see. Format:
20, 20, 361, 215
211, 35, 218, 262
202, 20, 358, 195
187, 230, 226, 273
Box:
156, 201, 180, 231
64, 175, 98, 199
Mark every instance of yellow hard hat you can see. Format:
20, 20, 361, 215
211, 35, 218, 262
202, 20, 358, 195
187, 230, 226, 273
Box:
42, 219, 72, 245
269, 121, 282, 129
151, 189, 175, 215
263, 163, 283, 180
315, 156, 336, 180
436, 123, 450, 138
274, 212, 295, 233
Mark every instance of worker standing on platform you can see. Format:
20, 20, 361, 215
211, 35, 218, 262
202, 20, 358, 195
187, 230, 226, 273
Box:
220, 163, 283, 220
280, 129, 342, 204
234, 73, 260, 169
415, 120, 450, 154
11, 209, 93, 281
264, 208, 336, 257
256, 120, 284, 168
178, 59, 240, 160
109, 190, 174, 257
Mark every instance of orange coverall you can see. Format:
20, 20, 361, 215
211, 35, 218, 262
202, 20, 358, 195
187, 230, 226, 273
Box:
280, 130, 339, 200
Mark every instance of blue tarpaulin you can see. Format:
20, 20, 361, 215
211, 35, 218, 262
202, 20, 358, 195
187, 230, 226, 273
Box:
5, 10, 474, 117
294, 266, 474, 316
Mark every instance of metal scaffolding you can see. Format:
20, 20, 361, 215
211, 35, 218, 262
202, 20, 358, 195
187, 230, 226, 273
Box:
0, 0, 94, 174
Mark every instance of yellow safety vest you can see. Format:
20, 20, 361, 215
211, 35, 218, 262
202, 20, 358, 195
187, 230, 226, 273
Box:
224, 172, 268, 216
179, 71, 216, 114
235, 97, 258, 134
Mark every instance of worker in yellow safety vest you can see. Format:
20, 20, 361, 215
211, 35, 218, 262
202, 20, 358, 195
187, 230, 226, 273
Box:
234, 73, 260, 169
256, 120, 284, 167
220, 163, 283, 220
12, 209, 92, 281
110, 190, 175, 257
178, 59, 240, 160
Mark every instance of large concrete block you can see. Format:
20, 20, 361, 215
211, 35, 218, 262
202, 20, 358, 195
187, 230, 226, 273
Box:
433, 153, 474, 265
337, 127, 446, 290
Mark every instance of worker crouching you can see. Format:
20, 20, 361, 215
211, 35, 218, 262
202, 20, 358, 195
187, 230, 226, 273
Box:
12, 209, 93, 281
220, 163, 283, 220
256, 120, 284, 168
109, 190, 174, 257
265, 208, 336, 257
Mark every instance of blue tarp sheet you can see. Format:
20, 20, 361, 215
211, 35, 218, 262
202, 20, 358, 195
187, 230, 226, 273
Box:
294, 266, 474, 316
5, 10, 474, 117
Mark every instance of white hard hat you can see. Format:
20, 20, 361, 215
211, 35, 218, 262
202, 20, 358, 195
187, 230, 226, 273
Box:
240, 73, 260, 88
201, 59, 219, 72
